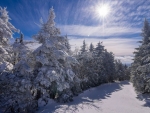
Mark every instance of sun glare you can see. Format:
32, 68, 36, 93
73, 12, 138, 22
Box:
96, 4, 110, 18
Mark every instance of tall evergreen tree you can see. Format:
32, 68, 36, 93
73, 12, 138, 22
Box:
0, 7, 35, 113
2, 32, 37, 112
80, 40, 87, 54
89, 43, 94, 52
12, 33, 28, 65
131, 19, 150, 93
33, 7, 80, 103
65, 34, 71, 53
76, 41, 116, 90
115, 59, 126, 81
141, 18, 150, 45
103, 50, 115, 82
0, 7, 18, 73
0, 7, 18, 46
93, 42, 104, 57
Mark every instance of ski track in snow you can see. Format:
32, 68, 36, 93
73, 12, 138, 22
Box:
37, 81, 150, 113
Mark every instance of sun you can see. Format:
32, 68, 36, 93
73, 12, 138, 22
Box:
96, 4, 110, 18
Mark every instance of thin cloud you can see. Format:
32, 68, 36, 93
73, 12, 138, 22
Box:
115, 56, 133, 64
59, 25, 141, 37
69, 36, 141, 56
69, 37, 141, 64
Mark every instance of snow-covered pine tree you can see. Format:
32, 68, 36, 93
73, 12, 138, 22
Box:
78, 40, 89, 62
131, 19, 150, 93
65, 34, 71, 54
76, 41, 116, 90
89, 43, 94, 52
92, 41, 107, 83
115, 59, 126, 81
124, 64, 130, 80
12, 33, 34, 76
33, 7, 80, 103
76, 50, 93, 90
12, 33, 27, 65
0, 7, 18, 73
75, 40, 94, 89
0, 7, 35, 113
80, 40, 87, 54
93, 42, 104, 57
103, 50, 115, 82
1, 32, 38, 112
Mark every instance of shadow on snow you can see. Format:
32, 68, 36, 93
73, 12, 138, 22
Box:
137, 93, 150, 108
38, 81, 129, 113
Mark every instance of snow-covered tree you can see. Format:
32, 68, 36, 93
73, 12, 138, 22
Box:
103, 50, 115, 82
0, 73, 37, 112
76, 41, 116, 90
115, 59, 126, 81
12, 33, 27, 65
0, 7, 18, 46
91, 42, 106, 83
0, 32, 38, 112
0, 7, 36, 113
124, 64, 130, 80
12, 33, 35, 76
0, 7, 18, 73
33, 7, 80, 103
93, 42, 104, 57
89, 43, 94, 52
75, 51, 94, 90
65, 34, 71, 53
131, 19, 150, 93
80, 40, 87, 54
141, 19, 150, 45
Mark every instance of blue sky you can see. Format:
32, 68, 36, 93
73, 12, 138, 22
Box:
1, 0, 150, 63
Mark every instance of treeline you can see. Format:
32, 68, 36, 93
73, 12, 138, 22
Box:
0, 7, 129, 113
73, 41, 130, 91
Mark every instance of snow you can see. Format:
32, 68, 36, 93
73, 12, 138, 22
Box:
0, 61, 13, 72
37, 81, 150, 113
25, 41, 41, 50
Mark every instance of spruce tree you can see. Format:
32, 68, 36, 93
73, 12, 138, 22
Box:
89, 43, 94, 52
80, 40, 87, 54
33, 7, 80, 103
93, 42, 104, 57
3, 32, 37, 112
76, 41, 116, 89
131, 19, 150, 93
0, 7, 36, 113
12, 33, 28, 66
65, 34, 71, 53
103, 50, 115, 82
0, 7, 18, 73
115, 59, 126, 81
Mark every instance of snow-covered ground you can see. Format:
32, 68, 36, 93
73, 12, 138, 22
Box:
37, 81, 150, 113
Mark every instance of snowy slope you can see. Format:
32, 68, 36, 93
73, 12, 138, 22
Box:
24, 41, 41, 50
37, 81, 150, 113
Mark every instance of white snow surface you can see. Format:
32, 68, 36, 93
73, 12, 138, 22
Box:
25, 41, 41, 50
37, 81, 150, 113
